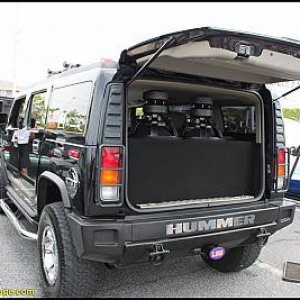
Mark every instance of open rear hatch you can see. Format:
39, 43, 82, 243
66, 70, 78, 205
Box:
123, 27, 300, 84
122, 27, 300, 211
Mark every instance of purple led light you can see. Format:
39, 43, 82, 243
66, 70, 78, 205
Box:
209, 246, 226, 260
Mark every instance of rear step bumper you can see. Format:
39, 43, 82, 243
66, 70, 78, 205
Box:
0, 198, 37, 241
67, 199, 296, 264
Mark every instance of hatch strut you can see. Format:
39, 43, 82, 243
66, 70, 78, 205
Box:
273, 83, 300, 101
126, 35, 176, 87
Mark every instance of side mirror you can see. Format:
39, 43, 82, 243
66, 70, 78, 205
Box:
290, 146, 300, 156
0, 113, 8, 128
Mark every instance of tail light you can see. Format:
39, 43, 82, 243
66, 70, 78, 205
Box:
3, 144, 11, 152
274, 147, 289, 191
99, 146, 123, 203
100, 58, 116, 65
68, 149, 81, 160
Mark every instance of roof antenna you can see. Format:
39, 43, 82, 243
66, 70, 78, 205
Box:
63, 61, 81, 70
47, 62, 81, 77
47, 68, 62, 77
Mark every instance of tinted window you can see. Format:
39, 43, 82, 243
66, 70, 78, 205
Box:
29, 91, 48, 129
46, 81, 93, 135
9, 97, 27, 128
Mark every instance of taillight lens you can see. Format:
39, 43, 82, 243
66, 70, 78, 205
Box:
99, 146, 123, 202
3, 144, 11, 152
100, 57, 116, 64
277, 148, 286, 176
100, 170, 120, 185
274, 147, 289, 191
101, 147, 121, 168
68, 149, 81, 159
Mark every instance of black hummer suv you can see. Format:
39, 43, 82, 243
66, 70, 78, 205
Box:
0, 27, 298, 298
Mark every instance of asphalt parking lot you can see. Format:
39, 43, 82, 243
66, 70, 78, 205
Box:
0, 206, 299, 298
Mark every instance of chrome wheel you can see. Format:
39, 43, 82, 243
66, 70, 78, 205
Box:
41, 226, 59, 286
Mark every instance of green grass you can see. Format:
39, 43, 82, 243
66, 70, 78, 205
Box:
283, 108, 300, 121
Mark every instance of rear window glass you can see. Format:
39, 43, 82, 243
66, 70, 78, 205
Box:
46, 81, 93, 135
221, 106, 256, 134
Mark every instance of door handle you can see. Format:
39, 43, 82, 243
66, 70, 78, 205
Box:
32, 139, 40, 154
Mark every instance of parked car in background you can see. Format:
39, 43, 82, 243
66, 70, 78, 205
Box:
286, 147, 300, 199
0, 96, 13, 114
282, 118, 300, 200
0, 96, 13, 140
287, 178, 300, 199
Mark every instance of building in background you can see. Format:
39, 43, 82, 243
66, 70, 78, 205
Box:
0, 79, 22, 115
0, 79, 22, 97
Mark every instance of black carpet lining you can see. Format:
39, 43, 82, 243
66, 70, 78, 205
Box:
128, 137, 261, 205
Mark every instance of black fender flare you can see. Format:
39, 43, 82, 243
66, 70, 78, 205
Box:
37, 171, 71, 209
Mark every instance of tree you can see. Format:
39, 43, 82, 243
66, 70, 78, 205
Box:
32, 94, 47, 126
282, 108, 300, 121
65, 109, 82, 132
48, 107, 60, 119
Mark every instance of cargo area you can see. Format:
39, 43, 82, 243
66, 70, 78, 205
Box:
126, 80, 264, 210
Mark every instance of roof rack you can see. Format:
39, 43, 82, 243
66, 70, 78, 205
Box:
47, 61, 81, 77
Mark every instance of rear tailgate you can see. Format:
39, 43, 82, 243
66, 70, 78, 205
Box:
123, 27, 300, 84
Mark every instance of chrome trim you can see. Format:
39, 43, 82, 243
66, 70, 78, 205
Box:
137, 195, 255, 209
41, 225, 59, 286
6, 184, 38, 220
65, 168, 80, 199
97, 144, 126, 208
130, 221, 278, 247
179, 221, 277, 239
0, 198, 38, 241
44, 138, 87, 148
125, 205, 280, 221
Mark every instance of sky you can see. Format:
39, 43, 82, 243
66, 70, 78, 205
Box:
2, 2, 300, 105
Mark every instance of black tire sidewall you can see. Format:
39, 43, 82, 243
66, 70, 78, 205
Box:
201, 244, 261, 273
37, 202, 101, 298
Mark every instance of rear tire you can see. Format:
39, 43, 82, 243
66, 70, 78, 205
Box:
201, 243, 261, 273
37, 202, 102, 298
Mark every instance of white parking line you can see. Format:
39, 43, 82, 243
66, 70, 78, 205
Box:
255, 261, 283, 277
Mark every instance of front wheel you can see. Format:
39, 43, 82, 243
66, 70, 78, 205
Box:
201, 243, 262, 273
37, 202, 102, 298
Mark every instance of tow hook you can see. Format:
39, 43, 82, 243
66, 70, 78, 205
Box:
149, 244, 170, 265
256, 228, 271, 247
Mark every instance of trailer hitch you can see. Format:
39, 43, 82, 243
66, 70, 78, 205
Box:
255, 228, 271, 247
149, 244, 170, 265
